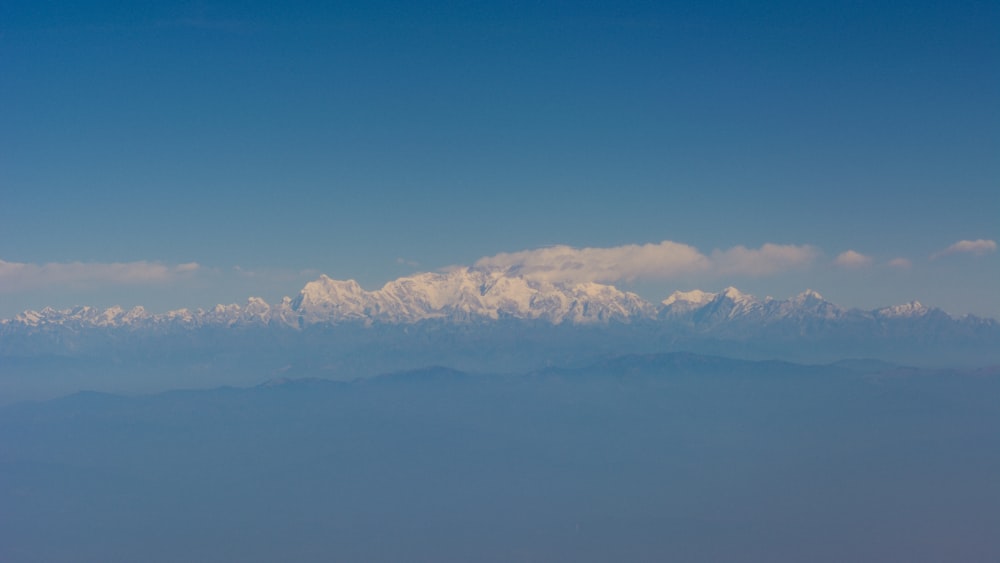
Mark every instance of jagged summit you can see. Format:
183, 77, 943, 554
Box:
662, 289, 716, 307
291, 268, 653, 325
721, 286, 753, 302
795, 289, 824, 301
877, 301, 929, 318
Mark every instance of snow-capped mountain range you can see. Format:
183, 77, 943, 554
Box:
3, 268, 999, 401
1, 267, 992, 331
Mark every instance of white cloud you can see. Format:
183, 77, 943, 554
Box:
0, 259, 201, 292
931, 239, 997, 259
834, 250, 873, 269
888, 257, 912, 269
474, 241, 711, 283
473, 240, 817, 284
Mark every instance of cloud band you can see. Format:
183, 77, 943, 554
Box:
0, 259, 200, 292
474, 240, 817, 284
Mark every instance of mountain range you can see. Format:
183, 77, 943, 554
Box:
3, 267, 995, 331
2, 268, 998, 403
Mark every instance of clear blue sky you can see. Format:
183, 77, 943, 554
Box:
2, 1, 998, 317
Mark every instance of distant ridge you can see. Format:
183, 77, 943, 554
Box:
18, 351, 992, 406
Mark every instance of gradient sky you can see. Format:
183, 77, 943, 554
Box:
2, 1, 998, 318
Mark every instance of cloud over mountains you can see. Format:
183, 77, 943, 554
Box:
2, 237, 996, 318
474, 241, 817, 284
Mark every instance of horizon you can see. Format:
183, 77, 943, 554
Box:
4, 256, 994, 321
2, 237, 999, 319
2, 2, 998, 319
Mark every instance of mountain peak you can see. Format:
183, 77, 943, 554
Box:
662, 289, 716, 307
720, 286, 754, 302
795, 289, 824, 301
877, 301, 929, 318
287, 270, 654, 325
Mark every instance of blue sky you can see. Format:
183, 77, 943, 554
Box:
2, 1, 998, 318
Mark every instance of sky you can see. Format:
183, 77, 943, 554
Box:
2, 1, 998, 318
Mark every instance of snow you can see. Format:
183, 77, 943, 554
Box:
795, 289, 824, 301
282, 268, 654, 325
0, 272, 961, 331
662, 289, 716, 307
721, 286, 753, 303
877, 301, 929, 318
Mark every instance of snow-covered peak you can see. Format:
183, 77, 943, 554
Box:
662, 289, 716, 307
163, 308, 196, 324
720, 286, 754, 303
877, 301, 929, 318
688, 286, 762, 321
300, 276, 365, 300
239, 297, 272, 324
767, 289, 843, 320
291, 276, 371, 322
245, 297, 269, 310
15, 310, 44, 326
659, 287, 853, 323
121, 306, 148, 324
660, 289, 719, 319
7, 304, 153, 329
794, 289, 824, 302
285, 269, 654, 325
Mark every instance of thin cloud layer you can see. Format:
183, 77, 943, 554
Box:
474, 241, 711, 283
474, 241, 817, 283
834, 250, 874, 269
932, 239, 997, 259
888, 257, 912, 269
711, 244, 819, 277
0, 259, 200, 292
